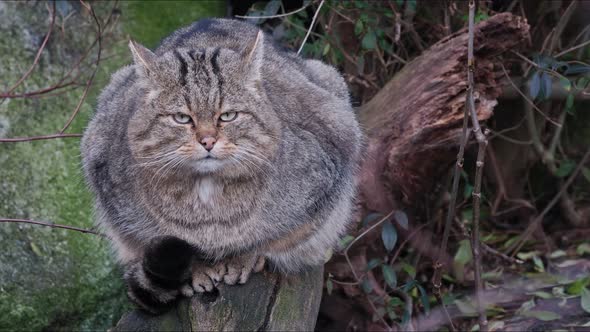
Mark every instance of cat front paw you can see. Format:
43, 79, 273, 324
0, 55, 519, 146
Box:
223, 255, 266, 285
191, 263, 226, 293
185, 255, 266, 295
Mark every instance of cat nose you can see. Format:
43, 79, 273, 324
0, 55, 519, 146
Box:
200, 136, 216, 151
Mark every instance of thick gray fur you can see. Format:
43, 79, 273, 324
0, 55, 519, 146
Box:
81, 18, 362, 305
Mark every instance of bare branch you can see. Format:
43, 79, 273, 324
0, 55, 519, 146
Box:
0, 133, 82, 143
297, 0, 325, 55
0, 218, 103, 236
60, 1, 103, 133
235, 1, 313, 19
2, 2, 56, 96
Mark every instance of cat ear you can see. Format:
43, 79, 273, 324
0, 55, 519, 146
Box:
242, 30, 264, 84
128, 40, 157, 77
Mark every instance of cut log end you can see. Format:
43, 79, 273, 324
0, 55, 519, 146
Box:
113, 267, 324, 331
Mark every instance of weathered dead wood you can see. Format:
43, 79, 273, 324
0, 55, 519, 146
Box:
358, 13, 530, 213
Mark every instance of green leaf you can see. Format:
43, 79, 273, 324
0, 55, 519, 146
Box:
339, 235, 355, 249
560, 77, 571, 91
401, 262, 416, 279
555, 160, 576, 178
354, 20, 363, 36
566, 94, 574, 111
578, 76, 590, 89
482, 268, 503, 280
401, 305, 411, 325
442, 293, 457, 305
417, 284, 430, 313
582, 288, 590, 314
361, 30, 377, 50
541, 72, 552, 99
521, 310, 561, 321
455, 299, 478, 316
517, 250, 541, 260
532, 255, 545, 272
326, 278, 333, 295
382, 264, 397, 289
582, 167, 590, 184
263, 0, 281, 16
362, 212, 383, 226
517, 298, 536, 314
366, 258, 382, 271
388, 296, 403, 308
361, 278, 373, 293
394, 210, 409, 230
530, 72, 541, 99
454, 240, 472, 280
402, 280, 416, 293
549, 249, 567, 259
577, 243, 590, 255
502, 235, 521, 249
567, 277, 590, 295
528, 291, 553, 299
381, 220, 397, 252
30, 242, 43, 257
464, 184, 474, 199
322, 43, 330, 56
455, 240, 473, 265
565, 64, 590, 75
462, 209, 473, 222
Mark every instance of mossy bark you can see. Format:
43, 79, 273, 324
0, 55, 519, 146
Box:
114, 267, 324, 331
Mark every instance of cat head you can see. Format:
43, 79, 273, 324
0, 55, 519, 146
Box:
126, 31, 280, 181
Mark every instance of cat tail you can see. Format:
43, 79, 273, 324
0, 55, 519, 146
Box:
124, 236, 194, 314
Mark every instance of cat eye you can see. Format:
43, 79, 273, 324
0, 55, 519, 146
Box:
172, 113, 192, 124
219, 111, 238, 122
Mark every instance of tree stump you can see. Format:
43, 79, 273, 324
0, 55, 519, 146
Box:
113, 267, 323, 331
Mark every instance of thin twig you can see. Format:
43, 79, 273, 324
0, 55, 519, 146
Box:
2, 2, 56, 96
60, 0, 102, 133
0, 218, 103, 236
297, 0, 325, 55
466, 2, 488, 331
482, 243, 523, 265
555, 39, 590, 58
548, 0, 578, 55
433, 116, 470, 294
0, 133, 82, 143
235, 0, 313, 19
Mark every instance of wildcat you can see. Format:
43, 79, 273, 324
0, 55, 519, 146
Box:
81, 18, 362, 313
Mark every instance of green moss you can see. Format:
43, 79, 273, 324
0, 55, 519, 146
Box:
1, 1, 225, 330
123, 1, 226, 48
